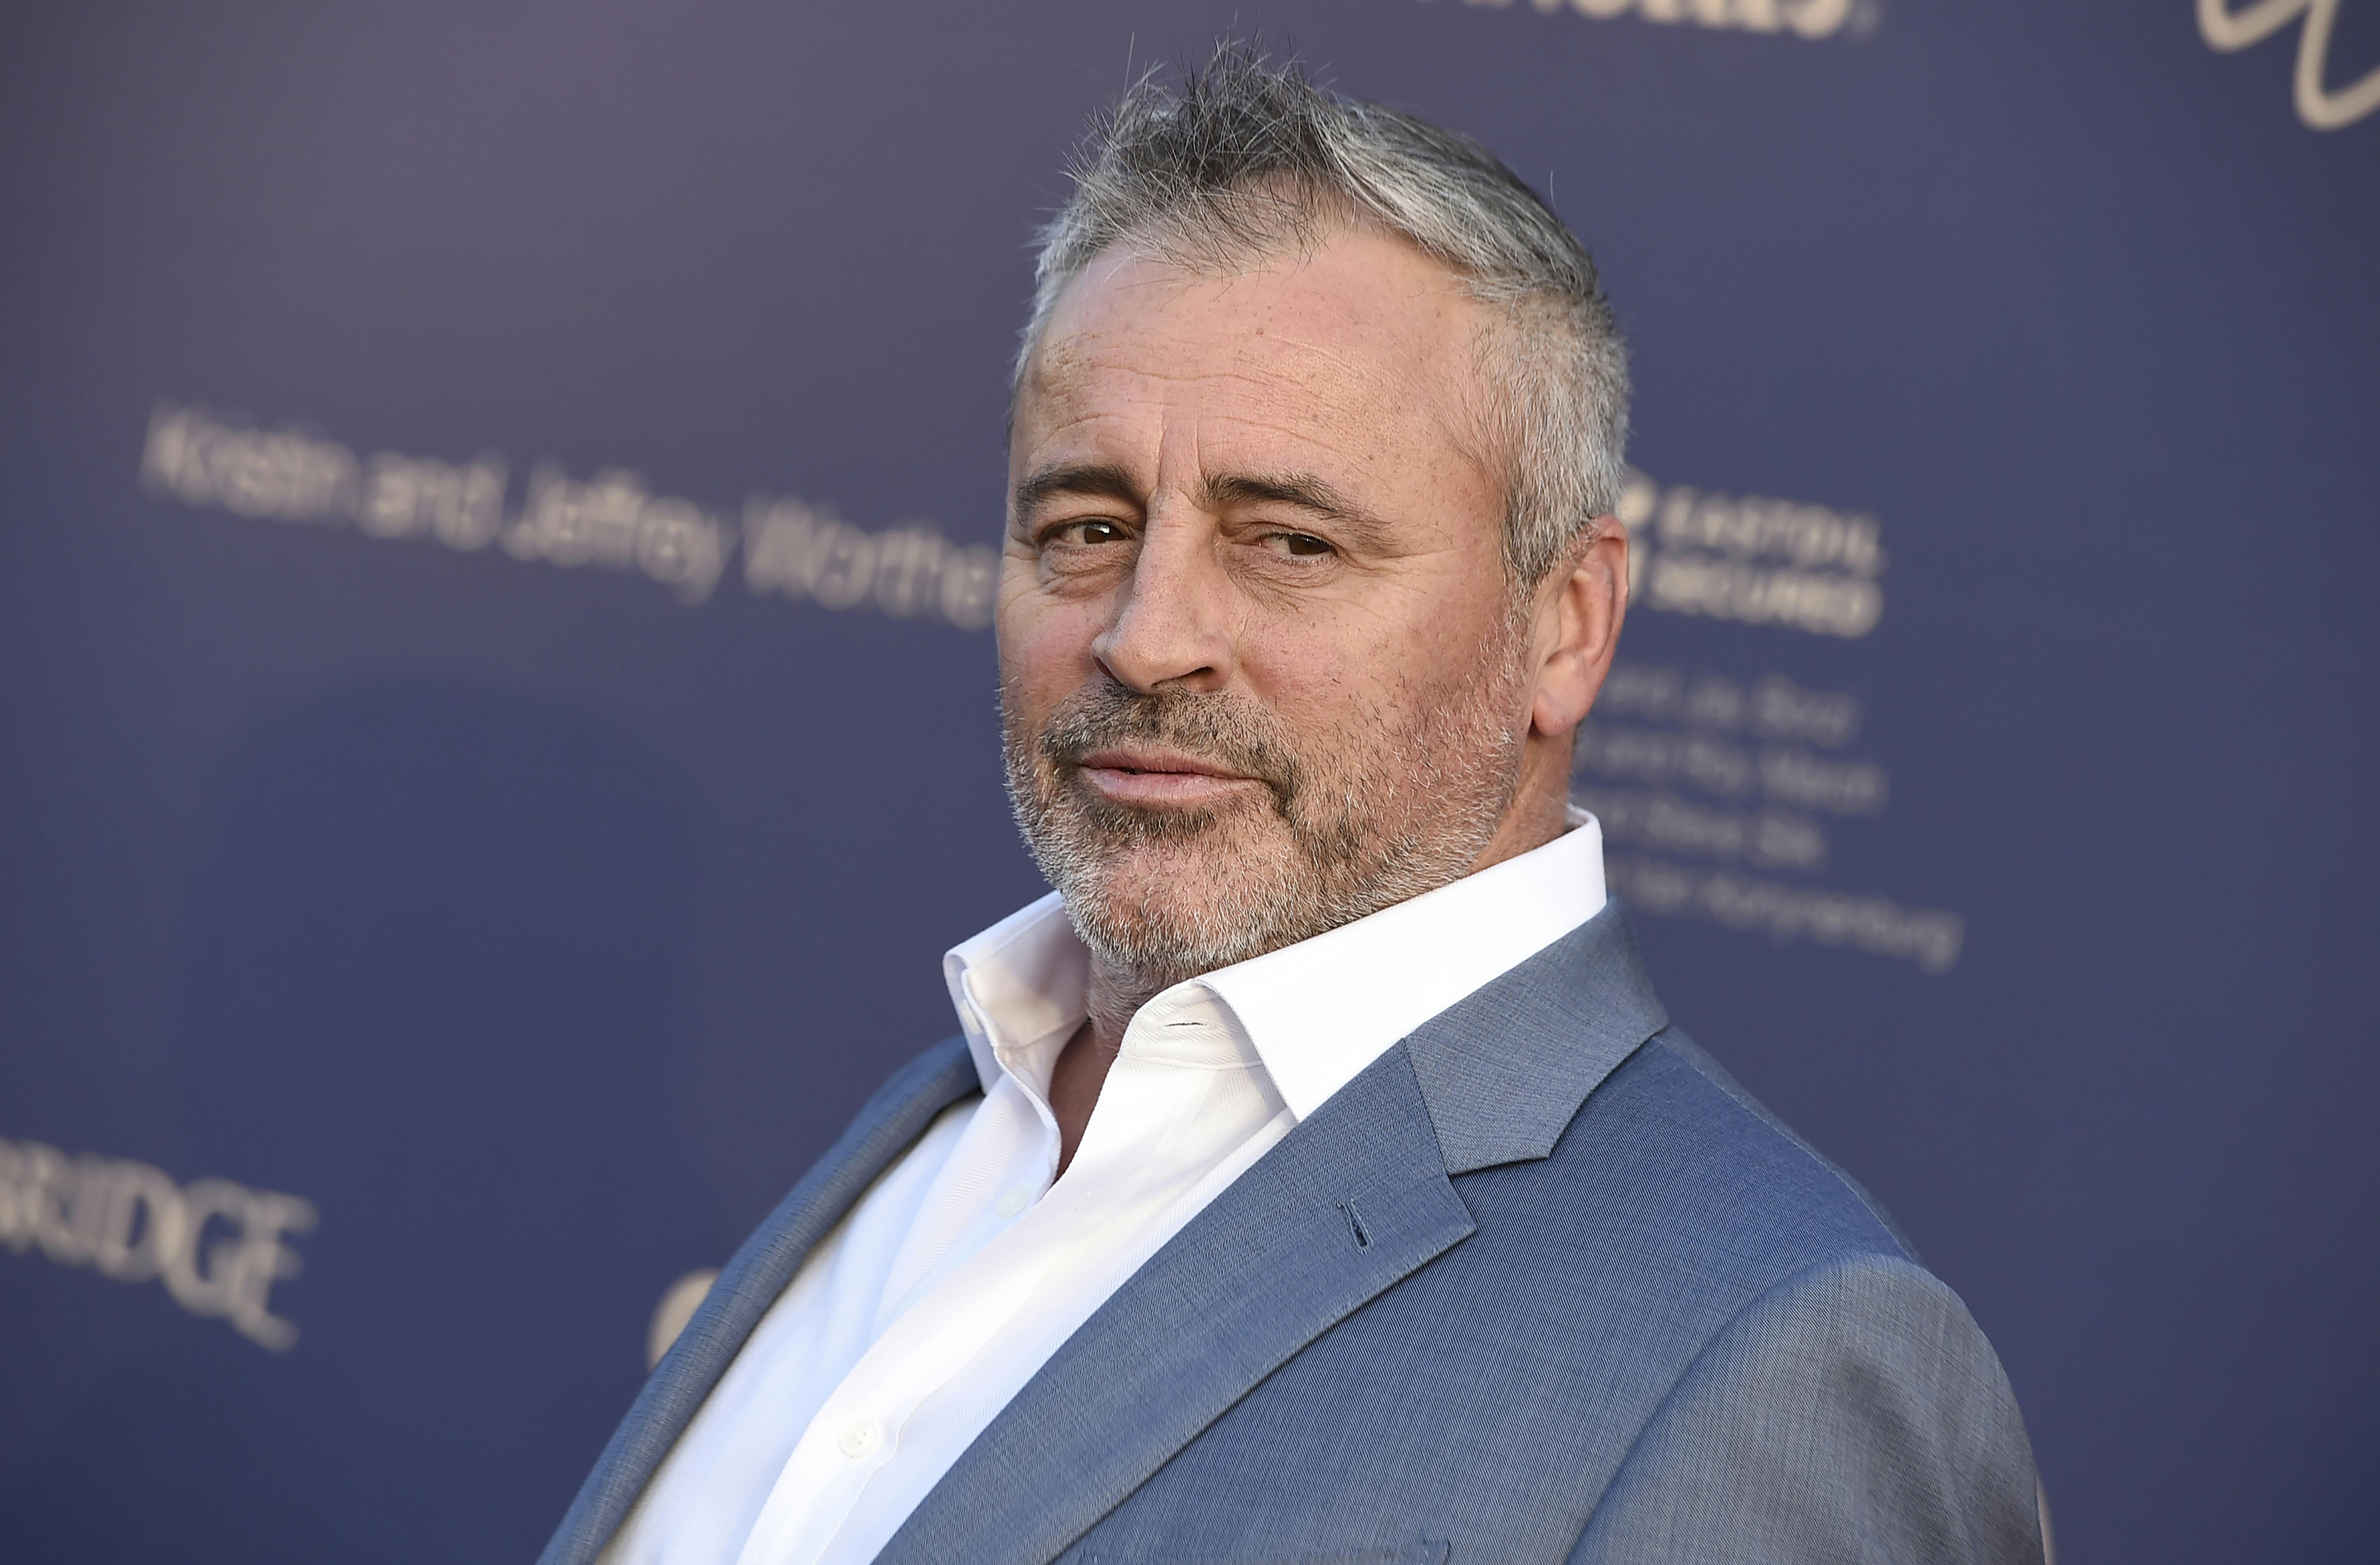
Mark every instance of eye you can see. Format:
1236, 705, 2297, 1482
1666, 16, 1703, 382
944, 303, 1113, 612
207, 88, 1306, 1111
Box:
1049, 518, 1130, 547
1268, 531, 1334, 558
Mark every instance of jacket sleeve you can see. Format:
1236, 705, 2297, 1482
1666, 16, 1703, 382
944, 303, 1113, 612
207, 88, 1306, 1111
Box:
1568, 1252, 2046, 1565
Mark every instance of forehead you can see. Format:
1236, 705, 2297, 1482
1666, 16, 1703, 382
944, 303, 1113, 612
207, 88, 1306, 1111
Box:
1013, 226, 1492, 483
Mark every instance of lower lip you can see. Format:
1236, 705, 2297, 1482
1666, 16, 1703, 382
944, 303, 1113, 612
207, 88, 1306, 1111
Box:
1077, 766, 1264, 807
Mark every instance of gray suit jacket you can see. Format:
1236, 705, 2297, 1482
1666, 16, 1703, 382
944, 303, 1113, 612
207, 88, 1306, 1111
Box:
543, 904, 2043, 1564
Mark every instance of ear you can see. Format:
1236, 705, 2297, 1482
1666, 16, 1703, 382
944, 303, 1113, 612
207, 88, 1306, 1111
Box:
1530, 516, 1628, 740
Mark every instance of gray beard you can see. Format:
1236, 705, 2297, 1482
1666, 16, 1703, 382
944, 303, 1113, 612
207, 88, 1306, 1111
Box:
1002, 637, 1532, 999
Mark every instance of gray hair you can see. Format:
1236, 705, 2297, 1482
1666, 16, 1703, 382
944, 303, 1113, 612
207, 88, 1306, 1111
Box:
1017, 47, 1630, 583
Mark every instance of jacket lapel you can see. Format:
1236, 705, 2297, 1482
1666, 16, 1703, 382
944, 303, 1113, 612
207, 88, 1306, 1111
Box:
539, 1037, 982, 1565
873, 1041, 1474, 1565
876, 902, 1670, 1565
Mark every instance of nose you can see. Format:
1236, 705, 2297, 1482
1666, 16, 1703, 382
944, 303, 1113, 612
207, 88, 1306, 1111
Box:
1090, 510, 1236, 695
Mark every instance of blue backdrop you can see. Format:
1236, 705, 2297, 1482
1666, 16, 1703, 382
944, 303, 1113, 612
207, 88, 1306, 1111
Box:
2, 2, 2374, 1560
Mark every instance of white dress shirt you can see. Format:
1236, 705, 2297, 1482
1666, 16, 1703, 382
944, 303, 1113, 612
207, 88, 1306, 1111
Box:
600, 811, 1607, 1565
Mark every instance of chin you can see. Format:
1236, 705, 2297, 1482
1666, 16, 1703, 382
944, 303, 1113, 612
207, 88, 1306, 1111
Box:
1061, 843, 1302, 976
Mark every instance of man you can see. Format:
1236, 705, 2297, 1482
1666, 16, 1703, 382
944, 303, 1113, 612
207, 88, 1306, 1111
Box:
548, 52, 2043, 1565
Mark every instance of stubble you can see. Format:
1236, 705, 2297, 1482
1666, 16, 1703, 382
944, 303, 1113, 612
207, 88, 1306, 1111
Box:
1003, 622, 1534, 1005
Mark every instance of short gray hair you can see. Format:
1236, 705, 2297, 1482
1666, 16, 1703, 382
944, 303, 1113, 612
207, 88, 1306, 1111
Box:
1018, 47, 1630, 583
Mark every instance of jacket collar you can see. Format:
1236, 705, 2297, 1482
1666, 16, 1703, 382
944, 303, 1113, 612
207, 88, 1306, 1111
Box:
874, 901, 1668, 1565
1403, 897, 1668, 1174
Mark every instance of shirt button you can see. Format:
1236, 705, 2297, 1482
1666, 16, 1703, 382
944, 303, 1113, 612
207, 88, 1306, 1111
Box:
995, 1188, 1031, 1220
835, 1417, 880, 1459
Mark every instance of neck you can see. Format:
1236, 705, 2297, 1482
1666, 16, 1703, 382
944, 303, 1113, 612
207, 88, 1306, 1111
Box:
1464, 746, 1575, 877
1082, 959, 1161, 1057
1049, 965, 1153, 1178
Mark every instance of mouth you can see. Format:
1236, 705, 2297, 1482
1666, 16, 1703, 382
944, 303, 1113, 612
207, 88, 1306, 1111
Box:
1069, 746, 1269, 809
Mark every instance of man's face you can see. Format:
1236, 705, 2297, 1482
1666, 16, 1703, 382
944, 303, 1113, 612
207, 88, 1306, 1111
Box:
1000, 225, 1538, 986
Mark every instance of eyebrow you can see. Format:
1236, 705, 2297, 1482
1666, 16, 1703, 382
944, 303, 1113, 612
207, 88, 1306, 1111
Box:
1198, 472, 1387, 546
1012, 462, 1144, 518
1013, 461, 1392, 547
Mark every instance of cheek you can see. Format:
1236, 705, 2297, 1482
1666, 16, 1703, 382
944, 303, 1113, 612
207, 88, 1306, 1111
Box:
1237, 589, 1506, 735
996, 574, 1108, 713
1233, 624, 1382, 743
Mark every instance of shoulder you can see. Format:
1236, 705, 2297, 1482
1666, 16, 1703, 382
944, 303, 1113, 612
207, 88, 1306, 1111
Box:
1568, 1245, 2044, 1564
1478, 1036, 2040, 1558
1530, 1027, 1910, 1271
1430, 1020, 1951, 1403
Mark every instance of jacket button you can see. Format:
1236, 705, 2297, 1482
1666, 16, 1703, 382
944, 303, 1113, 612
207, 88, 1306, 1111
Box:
996, 1188, 1031, 1219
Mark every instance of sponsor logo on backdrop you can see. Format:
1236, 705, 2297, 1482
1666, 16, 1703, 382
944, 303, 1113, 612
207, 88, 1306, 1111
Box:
138, 403, 1000, 631
1588, 472, 1960, 971
0, 1137, 315, 1350
1575, 662, 1962, 972
1618, 467, 1885, 639
2200, 0, 2380, 130
1435, 0, 1881, 43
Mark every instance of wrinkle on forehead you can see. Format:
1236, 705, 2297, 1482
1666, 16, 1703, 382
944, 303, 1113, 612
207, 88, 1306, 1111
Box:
1034, 245, 1470, 380
1015, 227, 1503, 506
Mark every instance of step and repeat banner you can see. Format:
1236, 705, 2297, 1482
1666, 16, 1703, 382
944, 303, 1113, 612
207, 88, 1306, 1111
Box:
1, 2, 2372, 1560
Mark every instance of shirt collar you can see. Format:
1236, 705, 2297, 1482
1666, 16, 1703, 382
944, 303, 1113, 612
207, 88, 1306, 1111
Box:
942, 892, 1086, 1098
944, 809, 1608, 1119
1201, 809, 1606, 1119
